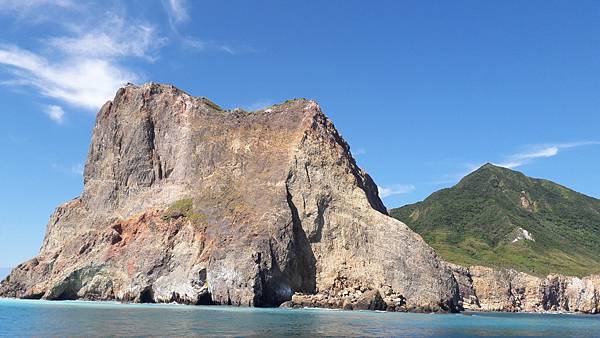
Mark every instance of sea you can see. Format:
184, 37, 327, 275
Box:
0, 298, 599, 337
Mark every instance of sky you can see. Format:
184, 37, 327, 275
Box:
0, 0, 599, 268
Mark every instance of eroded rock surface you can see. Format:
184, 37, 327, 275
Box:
450, 265, 600, 314
0, 83, 459, 311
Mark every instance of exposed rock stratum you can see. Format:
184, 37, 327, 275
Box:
0, 83, 459, 311
449, 264, 600, 314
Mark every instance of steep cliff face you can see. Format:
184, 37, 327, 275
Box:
0, 83, 459, 310
449, 265, 600, 314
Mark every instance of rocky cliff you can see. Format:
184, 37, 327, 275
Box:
0, 83, 459, 311
449, 264, 600, 314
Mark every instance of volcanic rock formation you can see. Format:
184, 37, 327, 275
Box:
0, 83, 459, 311
449, 264, 600, 313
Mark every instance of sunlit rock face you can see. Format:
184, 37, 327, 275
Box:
0, 83, 459, 311
449, 265, 600, 314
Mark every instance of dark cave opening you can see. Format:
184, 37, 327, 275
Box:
139, 286, 155, 303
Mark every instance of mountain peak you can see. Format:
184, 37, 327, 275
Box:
480, 162, 497, 169
391, 165, 600, 277
472, 163, 514, 175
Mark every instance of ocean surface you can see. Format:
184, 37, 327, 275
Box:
1, 299, 599, 337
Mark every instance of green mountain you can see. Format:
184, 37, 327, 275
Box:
390, 164, 600, 277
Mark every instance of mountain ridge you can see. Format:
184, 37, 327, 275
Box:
391, 163, 600, 277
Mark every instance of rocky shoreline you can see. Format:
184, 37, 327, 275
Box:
282, 264, 600, 314
3, 262, 600, 314
450, 264, 600, 314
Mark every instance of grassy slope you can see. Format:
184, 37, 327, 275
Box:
390, 164, 600, 277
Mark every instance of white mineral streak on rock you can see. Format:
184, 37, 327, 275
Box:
512, 227, 535, 243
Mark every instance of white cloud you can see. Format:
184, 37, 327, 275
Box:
0, 11, 166, 110
378, 184, 415, 198
44, 105, 65, 124
71, 163, 84, 176
48, 17, 163, 61
555, 141, 600, 149
0, 45, 139, 110
165, 0, 189, 24
353, 148, 367, 156
0, 0, 240, 113
433, 141, 600, 187
180, 37, 239, 54
496, 142, 600, 169
496, 147, 558, 169
161, 0, 243, 55
51, 162, 84, 176
0, 0, 79, 24
241, 99, 275, 111
219, 45, 235, 54
0, 0, 74, 11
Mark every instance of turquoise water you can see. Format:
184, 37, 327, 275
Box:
1, 299, 599, 337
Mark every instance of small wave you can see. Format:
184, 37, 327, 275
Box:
301, 306, 342, 311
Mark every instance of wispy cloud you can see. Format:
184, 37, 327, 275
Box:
51, 162, 84, 176
6, 133, 26, 144
164, 0, 189, 24
378, 184, 415, 198
429, 162, 483, 185
71, 163, 84, 176
48, 17, 164, 61
0, 0, 244, 115
180, 38, 251, 54
432, 141, 600, 186
44, 105, 65, 124
496, 142, 600, 169
353, 148, 367, 156
241, 99, 275, 111
0, 0, 74, 12
0, 44, 139, 110
161, 0, 247, 55
0, 10, 163, 110
0, 0, 80, 25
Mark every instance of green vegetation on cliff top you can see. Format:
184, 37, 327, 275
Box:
162, 198, 208, 229
390, 164, 600, 277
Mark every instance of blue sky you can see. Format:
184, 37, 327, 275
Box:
0, 0, 599, 268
